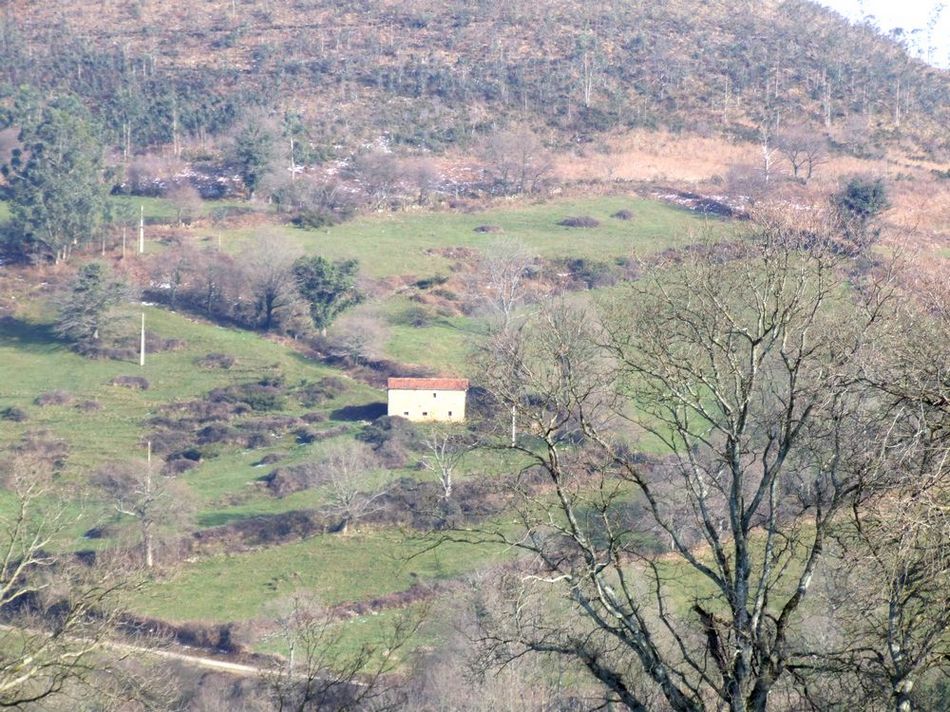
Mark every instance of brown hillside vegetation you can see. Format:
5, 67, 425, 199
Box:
5, 0, 949, 156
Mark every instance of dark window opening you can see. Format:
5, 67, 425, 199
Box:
422, 411, 428, 416
448, 411, 453, 417
403, 411, 409, 416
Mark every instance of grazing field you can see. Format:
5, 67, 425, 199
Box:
0, 306, 379, 476
0, 193, 727, 667
134, 530, 509, 625
222, 195, 730, 278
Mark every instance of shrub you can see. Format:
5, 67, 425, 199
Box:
163, 459, 198, 476
297, 376, 347, 407
0, 406, 28, 422
34, 390, 72, 406
557, 216, 600, 228
611, 209, 635, 220
474, 225, 503, 233
414, 274, 449, 290
110, 375, 150, 390
196, 352, 236, 369
75, 400, 101, 412
393, 305, 432, 328
263, 463, 332, 497
209, 380, 286, 411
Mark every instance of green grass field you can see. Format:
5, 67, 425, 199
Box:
0, 192, 730, 663
0, 306, 380, 476
134, 529, 510, 624
221, 195, 730, 278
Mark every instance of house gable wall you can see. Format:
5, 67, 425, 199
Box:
387, 388, 467, 422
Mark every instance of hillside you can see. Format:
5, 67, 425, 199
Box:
0, 2, 947, 709
4, 0, 948, 157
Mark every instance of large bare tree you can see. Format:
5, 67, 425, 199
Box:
264, 593, 423, 712
0, 455, 139, 706
466, 220, 918, 711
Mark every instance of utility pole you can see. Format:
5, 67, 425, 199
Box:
139, 312, 146, 367
144, 439, 153, 570
139, 204, 145, 254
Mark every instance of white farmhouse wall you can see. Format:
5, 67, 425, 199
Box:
388, 388, 467, 422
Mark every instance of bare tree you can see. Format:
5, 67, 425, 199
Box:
403, 157, 441, 207
804, 289, 950, 712
420, 429, 472, 499
93, 455, 193, 570
166, 182, 203, 227
775, 126, 828, 182
465, 220, 906, 711
480, 127, 553, 195
238, 235, 301, 331
351, 150, 402, 210
328, 314, 390, 364
320, 443, 387, 535
0, 455, 138, 706
264, 593, 422, 712
471, 238, 538, 330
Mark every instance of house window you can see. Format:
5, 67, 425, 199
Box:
448, 411, 453, 417
403, 411, 409, 416
422, 411, 428, 416
433, 392, 437, 398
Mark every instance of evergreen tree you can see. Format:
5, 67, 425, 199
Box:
55, 262, 128, 349
292, 256, 361, 336
232, 118, 277, 199
3, 95, 108, 262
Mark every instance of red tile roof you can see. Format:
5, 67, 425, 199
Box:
388, 377, 469, 391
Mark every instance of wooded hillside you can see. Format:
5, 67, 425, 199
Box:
4, 0, 948, 157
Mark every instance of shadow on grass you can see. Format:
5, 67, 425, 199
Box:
197, 510, 261, 528
330, 402, 387, 421
0, 316, 63, 352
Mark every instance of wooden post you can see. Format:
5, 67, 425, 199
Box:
138, 205, 145, 254
139, 312, 146, 367
122, 226, 127, 259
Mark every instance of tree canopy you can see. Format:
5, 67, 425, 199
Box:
3, 95, 108, 262
292, 256, 361, 336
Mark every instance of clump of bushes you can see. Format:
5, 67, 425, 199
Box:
75, 400, 101, 412
558, 216, 600, 228
392, 305, 432, 328
110, 375, 150, 390
163, 459, 199, 476
209, 377, 287, 411
357, 415, 421, 467
474, 225, 503, 233
196, 352, 236, 369
611, 209, 635, 220
296, 376, 347, 407
263, 462, 332, 497
14, 429, 69, 469
34, 390, 73, 407
1, 406, 28, 422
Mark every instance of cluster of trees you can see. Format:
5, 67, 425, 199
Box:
147, 244, 360, 336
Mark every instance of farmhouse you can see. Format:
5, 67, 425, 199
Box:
387, 377, 469, 422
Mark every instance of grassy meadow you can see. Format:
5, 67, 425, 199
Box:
0, 191, 728, 661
